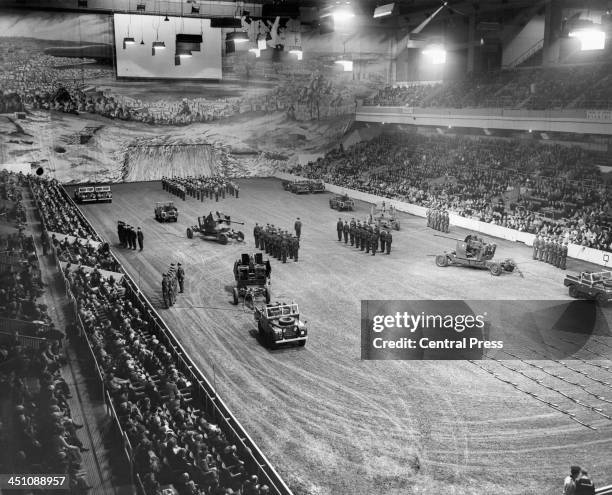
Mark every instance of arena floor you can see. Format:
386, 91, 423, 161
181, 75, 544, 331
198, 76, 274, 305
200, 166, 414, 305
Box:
69, 179, 612, 495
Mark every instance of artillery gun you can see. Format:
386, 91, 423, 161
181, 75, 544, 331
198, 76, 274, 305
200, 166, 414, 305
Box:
370, 202, 400, 231
154, 201, 178, 222
232, 253, 270, 305
186, 211, 245, 244
434, 234, 516, 276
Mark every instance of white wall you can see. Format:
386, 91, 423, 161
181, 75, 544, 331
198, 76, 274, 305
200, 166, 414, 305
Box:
114, 14, 222, 79
502, 15, 545, 67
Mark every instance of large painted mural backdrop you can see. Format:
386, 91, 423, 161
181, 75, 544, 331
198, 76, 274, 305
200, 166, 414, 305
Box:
0, 8, 390, 182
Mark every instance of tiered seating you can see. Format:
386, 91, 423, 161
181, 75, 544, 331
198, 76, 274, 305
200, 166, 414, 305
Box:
292, 133, 612, 251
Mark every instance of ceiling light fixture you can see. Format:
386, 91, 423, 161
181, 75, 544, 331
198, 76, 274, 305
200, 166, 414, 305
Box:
373, 3, 394, 18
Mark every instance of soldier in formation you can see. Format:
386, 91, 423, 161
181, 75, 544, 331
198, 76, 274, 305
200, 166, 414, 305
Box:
532, 234, 568, 270
256, 224, 299, 263
162, 176, 240, 202
117, 221, 141, 250
426, 207, 450, 233
335, 220, 393, 255
294, 218, 302, 240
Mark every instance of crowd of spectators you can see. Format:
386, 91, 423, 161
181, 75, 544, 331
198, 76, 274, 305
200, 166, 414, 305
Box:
53, 235, 121, 273
291, 133, 612, 251
30, 177, 99, 241
364, 63, 612, 110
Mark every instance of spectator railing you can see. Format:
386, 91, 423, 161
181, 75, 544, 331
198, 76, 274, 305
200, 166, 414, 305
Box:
31, 179, 294, 495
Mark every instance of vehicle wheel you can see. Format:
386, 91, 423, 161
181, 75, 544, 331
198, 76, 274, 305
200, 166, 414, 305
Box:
489, 263, 502, 276
258, 321, 264, 338
596, 292, 608, 305
297, 340, 306, 347
264, 288, 271, 304
186, 228, 193, 239
568, 285, 579, 298
218, 233, 228, 244
245, 292, 253, 304
232, 287, 239, 305
236, 231, 245, 242
435, 255, 449, 267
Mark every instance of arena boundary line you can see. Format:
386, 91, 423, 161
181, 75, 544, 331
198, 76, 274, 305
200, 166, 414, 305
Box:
52, 182, 296, 495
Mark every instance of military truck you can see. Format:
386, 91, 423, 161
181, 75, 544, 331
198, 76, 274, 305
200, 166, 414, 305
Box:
435, 234, 516, 276
186, 212, 245, 244
74, 186, 96, 203
254, 301, 307, 349
564, 271, 612, 304
154, 201, 178, 222
94, 186, 112, 203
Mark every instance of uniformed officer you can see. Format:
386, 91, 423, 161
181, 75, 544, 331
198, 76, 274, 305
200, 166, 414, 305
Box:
380, 229, 386, 253
555, 238, 563, 268
162, 273, 170, 308
560, 241, 568, 270
117, 221, 125, 247
370, 228, 379, 256
532, 235, 540, 260
443, 210, 450, 233
538, 236, 545, 262
364, 226, 371, 254
254, 223, 261, 249
177, 263, 185, 293
294, 218, 302, 240
355, 221, 361, 250
293, 236, 299, 262
336, 218, 343, 241
544, 237, 551, 264
552, 240, 559, 267
343, 220, 349, 244
426, 207, 431, 228
280, 234, 288, 263
385, 229, 392, 255
349, 218, 356, 246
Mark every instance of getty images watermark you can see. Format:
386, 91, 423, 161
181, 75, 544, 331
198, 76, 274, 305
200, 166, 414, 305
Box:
360, 300, 612, 360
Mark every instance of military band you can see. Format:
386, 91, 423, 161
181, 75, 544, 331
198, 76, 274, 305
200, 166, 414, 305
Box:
162, 176, 240, 202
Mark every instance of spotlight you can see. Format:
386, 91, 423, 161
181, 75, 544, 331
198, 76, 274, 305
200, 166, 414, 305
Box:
164, 15, 170, 21
332, 8, 355, 22
422, 45, 446, 64
140, 39, 145, 45
176, 47, 192, 58
123, 37, 136, 49
226, 31, 249, 43
152, 41, 166, 49
373, 3, 394, 18
569, 28, 605, 51
289, 46, 303, 56
191, 5, 200, 14
248, 47, 261, 57
335, 59, 353, 71
136, 3, 145, 11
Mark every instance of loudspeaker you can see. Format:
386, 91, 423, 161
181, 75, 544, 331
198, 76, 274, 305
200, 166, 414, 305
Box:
254, 252, 263, 265
241, 253, 250, 265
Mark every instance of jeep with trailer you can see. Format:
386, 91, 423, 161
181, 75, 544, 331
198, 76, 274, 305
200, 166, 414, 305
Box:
254, 301, 307, 349
564, 271, 612, 304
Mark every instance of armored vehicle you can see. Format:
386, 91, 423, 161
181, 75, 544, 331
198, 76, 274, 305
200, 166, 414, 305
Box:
233, 252, 270, 305
186, 211, 245, 244
435, 234, 516, 276
564, 271, 612, 303
154, 201, 178, 222
329, 194, 355, 211
254, 301, 307, 349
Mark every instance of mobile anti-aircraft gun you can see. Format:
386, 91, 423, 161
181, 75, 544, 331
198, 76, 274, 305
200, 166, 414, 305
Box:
154, 201, 178, 222
564, 270, 612, 304
435, 234, 516, 276
370, 202, 400, 230
254, 301, 307, 349
186, 211, 245, 244
232, 253, 271, 305
329, 193, 355, 211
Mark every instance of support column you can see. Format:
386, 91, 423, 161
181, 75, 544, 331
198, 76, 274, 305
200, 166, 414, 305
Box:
543, 0, 563, 65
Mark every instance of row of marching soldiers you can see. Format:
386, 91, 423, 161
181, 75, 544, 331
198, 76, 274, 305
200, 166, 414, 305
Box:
426, 208, 450, 233
336, 218, 393, 255
161, 262, 185, 308
253, 224, 299, 263
532, 235, 568, 270
162, 176, 239, 202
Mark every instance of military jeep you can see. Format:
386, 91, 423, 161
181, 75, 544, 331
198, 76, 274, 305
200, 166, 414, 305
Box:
254, 301, 307, 349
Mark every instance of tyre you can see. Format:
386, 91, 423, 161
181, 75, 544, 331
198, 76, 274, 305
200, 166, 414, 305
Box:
595, 292, 608, 305
568, 285, 579, 298
232, 287, 239, 305
264, 288, 271, 304
297, 340, 306, 347
258, 320, 264, 338
489, 263, 502, 276
435, 255, 449, 267
218, 233, 228, 244
236, 231, 245, 242
186, 228, 193, 239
